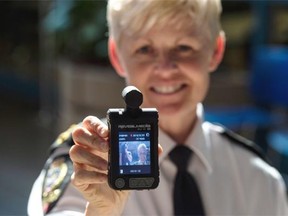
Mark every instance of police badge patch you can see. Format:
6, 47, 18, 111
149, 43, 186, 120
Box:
42, 155, 73, 214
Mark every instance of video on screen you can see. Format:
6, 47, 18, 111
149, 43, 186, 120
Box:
119, 131, 151, 175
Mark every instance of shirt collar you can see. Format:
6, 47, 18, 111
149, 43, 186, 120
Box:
159, 103, 213, 173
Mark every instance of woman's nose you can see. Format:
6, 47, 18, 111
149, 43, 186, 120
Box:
154, 52, 177, 73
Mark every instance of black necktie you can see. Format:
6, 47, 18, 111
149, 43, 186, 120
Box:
169, 145, 205, 216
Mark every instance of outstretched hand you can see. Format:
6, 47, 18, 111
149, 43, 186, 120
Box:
70, 116, 129, 216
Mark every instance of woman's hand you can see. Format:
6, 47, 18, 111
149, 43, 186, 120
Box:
70, 116, 129, 216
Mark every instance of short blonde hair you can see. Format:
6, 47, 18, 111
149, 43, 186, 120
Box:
107, 0, 222, 44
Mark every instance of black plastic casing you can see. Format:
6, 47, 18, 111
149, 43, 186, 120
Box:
107, 108, 159, 190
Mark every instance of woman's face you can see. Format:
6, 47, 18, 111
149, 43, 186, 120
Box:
112, 22, 222, 128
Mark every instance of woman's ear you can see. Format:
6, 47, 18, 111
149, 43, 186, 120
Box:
208, 32, 226, 73
108, 37, 126, 77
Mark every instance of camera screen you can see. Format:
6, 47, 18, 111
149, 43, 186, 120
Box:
118, 129, 151, 175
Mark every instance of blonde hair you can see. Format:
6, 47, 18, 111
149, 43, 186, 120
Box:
107, 0, 223, 44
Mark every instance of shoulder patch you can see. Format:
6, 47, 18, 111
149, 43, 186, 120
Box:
211, 124, 267, 162
42, 154, 73, 214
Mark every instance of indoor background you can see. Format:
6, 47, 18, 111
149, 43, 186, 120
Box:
0, 1, 287, 215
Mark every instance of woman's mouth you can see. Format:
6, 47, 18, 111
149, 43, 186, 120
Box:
151, 84, 186, 95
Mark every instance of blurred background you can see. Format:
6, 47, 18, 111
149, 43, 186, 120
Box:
0, 0, 287, 215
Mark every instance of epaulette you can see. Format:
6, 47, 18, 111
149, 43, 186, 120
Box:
211, 124, 267, 162
49, 124, 77, 154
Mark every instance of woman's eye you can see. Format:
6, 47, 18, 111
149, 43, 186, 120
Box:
136, 46, 152, 54
176, 45, 192, 52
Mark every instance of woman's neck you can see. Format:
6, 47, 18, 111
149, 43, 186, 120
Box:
159, 111, 197, 144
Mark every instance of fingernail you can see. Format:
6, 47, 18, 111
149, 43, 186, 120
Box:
100, 127, 106, 136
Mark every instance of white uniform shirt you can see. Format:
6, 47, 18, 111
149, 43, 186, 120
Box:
28, 104, 288, 216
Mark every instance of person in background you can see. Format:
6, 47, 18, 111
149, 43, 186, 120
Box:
121, 143, 133, 165
28, 0, 288, 215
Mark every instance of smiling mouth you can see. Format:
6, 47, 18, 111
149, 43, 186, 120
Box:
151, 84, 186, 95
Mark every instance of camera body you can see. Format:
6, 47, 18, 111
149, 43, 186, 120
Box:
107, 86, 159, 190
